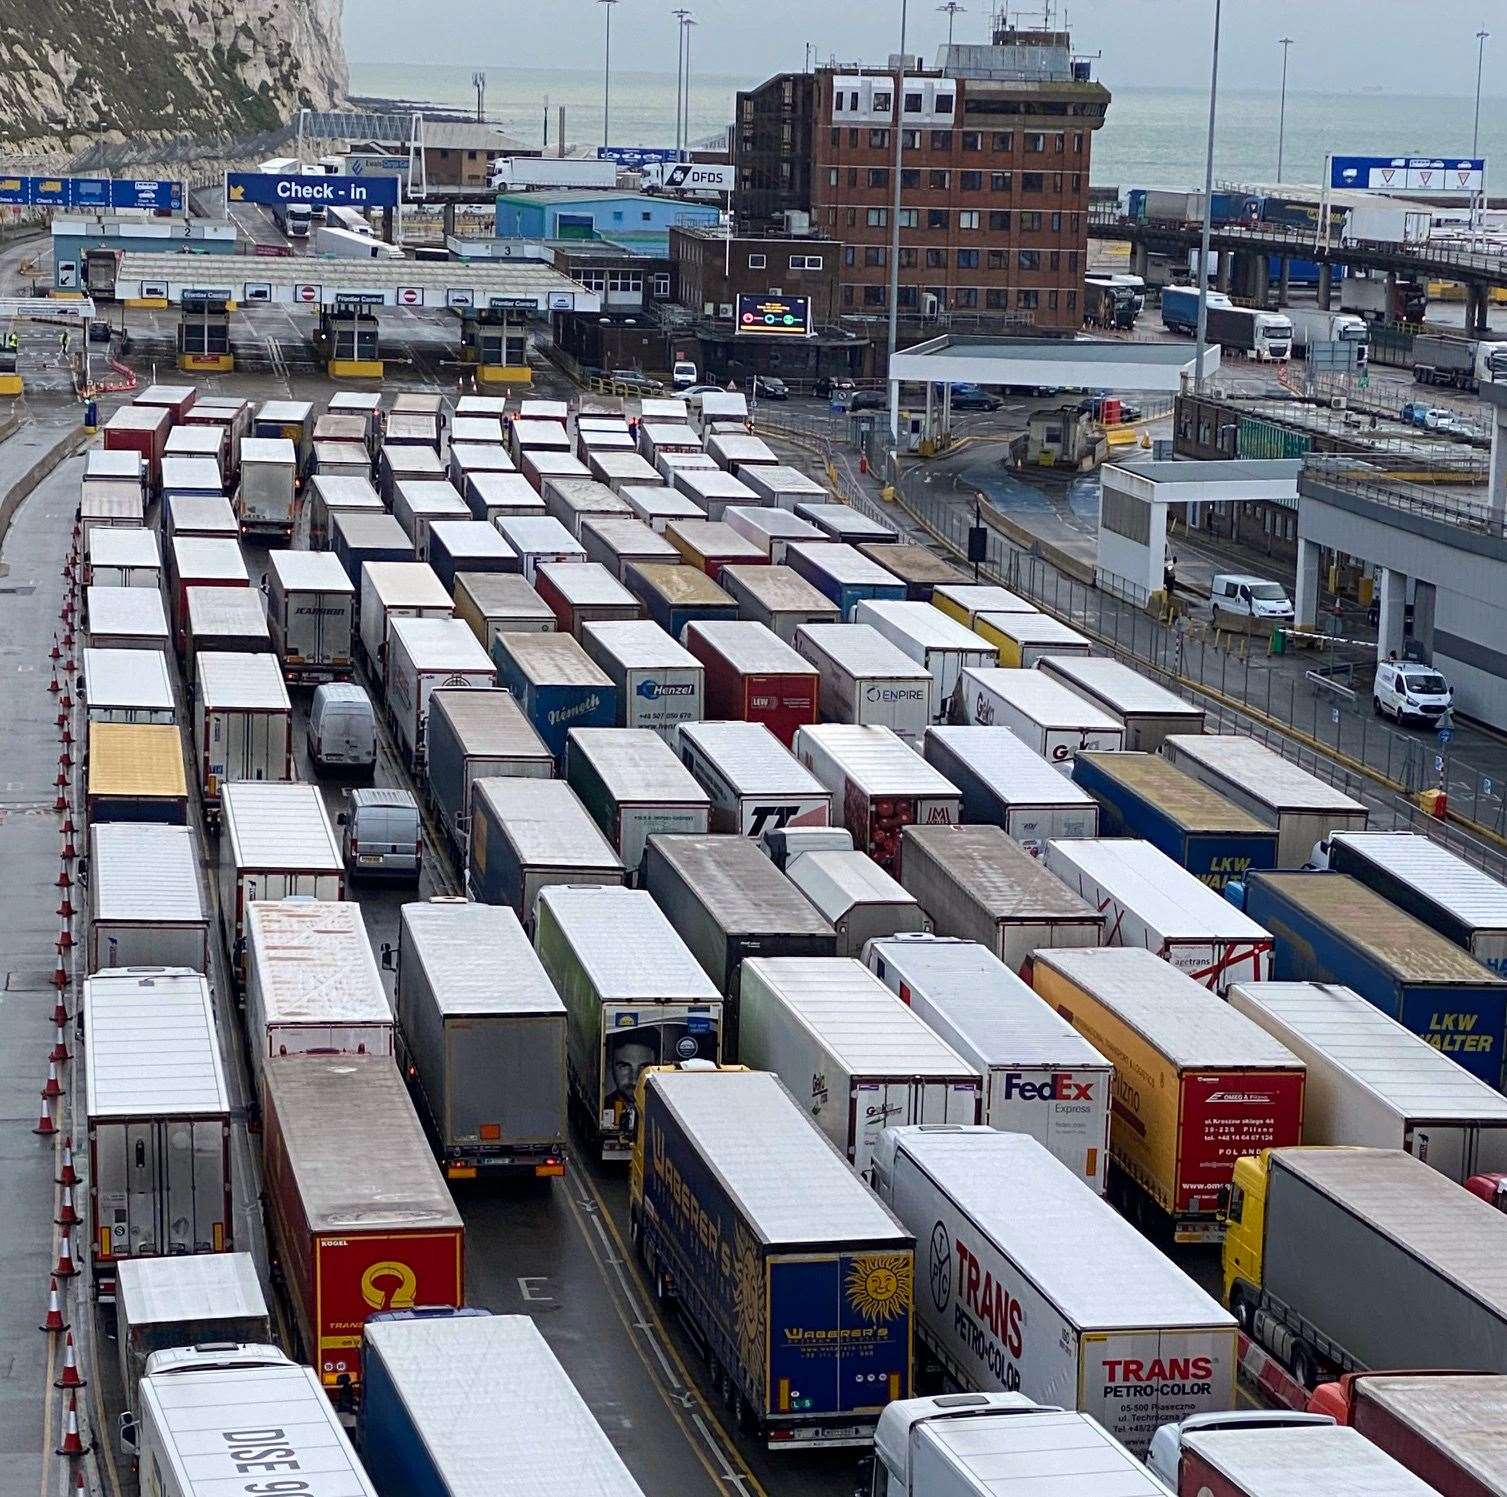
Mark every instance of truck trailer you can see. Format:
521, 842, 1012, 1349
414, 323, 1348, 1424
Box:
88, 823, 209, 973
854, 601, 996, 723
1178, 1424, 1440, 1497
581, 618, 704, 740
795, 623, 932, 741
265, 549, 356, 683
954, 666, 1124, 761
719, 563, 840, 645
675, 719, 831, 836
192, 651, 294, 813
384, 616, 496, 768
489, 629, 615, 767
684, 619, 820, 746
784, 849, 930, 956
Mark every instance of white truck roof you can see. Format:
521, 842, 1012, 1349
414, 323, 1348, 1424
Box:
246, 900, 390, 1028
581, 618, 700, 671
363, 561, 453, 611
171, 536, 247, 583
980, 612, 1090, 648
962, 666, 1122, 730
677, 720, 827, 796
91, 824, 205, 924
786, 540, 900, 586
185, 588, 269, 642
88, 526, 160, 568
1328, 831, 1507, 931
785, 850, 917, 922
267, 549, 355, 593
472, 778, 623, 872
684, 619, 816, 675
796, 622, 932, 682
83, 647, 173, 711
116, 1252, 268, 1331
86, 585, 170, 640
197, 650, 291, 711
798, 724, 959, 797
388, 615, 494, 673
401, 900, 564, 1018
160, 456, 225, 493
1039, 653, 1204, 717
568, 728, 710, 804
857, 599, 992, 650
1181, 1424, 1441, 1497
925, 726, 1099, 807
222, 782, 341, 872
537, 560, 635, 608
1163, 733, 1369, 814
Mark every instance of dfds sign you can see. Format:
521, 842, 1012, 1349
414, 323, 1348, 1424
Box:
226, 171, 399, 210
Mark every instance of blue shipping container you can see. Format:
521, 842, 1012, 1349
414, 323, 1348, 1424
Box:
1239, 870, 1507, 1086
490, 633, 615, 765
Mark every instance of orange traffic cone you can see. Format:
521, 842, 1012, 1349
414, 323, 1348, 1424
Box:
56, 1183, 79, 1228
50, 1023, 71, 1064
41, 1062, 62, 1100
57, 1136, 77, 1187
50, 637, 61, 662
55, 862, 71, 889
56, 895, 74, 920
48, 669, 60, 694
51, 994, 70, 1027
56, 1391, 89, 1456
53, 1230, 79, 1280
32, 1096, 57, 1136
39, 1277, 68, 1334
50, 960, 69, 990
54, 1332, 85, 1389
56, 928, 74, 953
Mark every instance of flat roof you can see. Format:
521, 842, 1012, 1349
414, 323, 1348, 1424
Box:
890, 334, 1219, 391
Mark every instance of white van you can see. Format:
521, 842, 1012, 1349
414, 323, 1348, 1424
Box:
307, 682, 377, 774
671, 359, 698, 390
1373, 657, 1453, 724
339, 786, 421, 882
1209, 572, 1294, 626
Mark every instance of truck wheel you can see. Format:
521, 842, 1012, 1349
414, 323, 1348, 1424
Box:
1291, 1343, 1315, 1390
1229, 1286, 1254, 1335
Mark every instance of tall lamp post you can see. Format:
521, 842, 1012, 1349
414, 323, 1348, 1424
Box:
938, 1, 965, 48
1474, 26, 1491, 156
1193, 0, 1222, 396
682, 16, 697, 156
886, 0, 909, 447
1276, 36, 1293, 182
673, 8, 691, 157
600, 0, 619, 148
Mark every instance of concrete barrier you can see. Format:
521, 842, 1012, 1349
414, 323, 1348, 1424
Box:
0, 421, 88, 558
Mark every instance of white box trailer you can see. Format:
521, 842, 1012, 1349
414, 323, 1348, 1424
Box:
737, 956, 982, 1178
691, 389, 748, 431
379, 442, 446, 502
784, 849, 930, 956
385, 616, 496, 767
393, 480, 469, 559
722, 504, 825, 564
183, 588, 271, 678
83, 647, 175, 724
579, 514, 681, 581
84, 970, 232, 1298
265, 550, 355, 683
88, 823, 209, 973
87, 585, 171, 651
581, 618, 704, 741
705, 430, 778, 476
975, 611, 1092, 667
955, 666, 1124, 762
1227, 980, 1507, 1181
639, 421, 702, 463
656, 449, 719, 484
357, 561, 453, 674
855, 600, 997, 722
739, 464, 829, 511
235, 436, 297, 536
795, 623, 932, 741
1037, 654, 1206, 752
466, 471, 545, 523
866, 935, 1112, 1188
1045, 837, 1275, 993
192, 651, 294, 808
87, 526, 160, 589
543, 476, 631, 538
676, 718, 831, 836
306, 474, 381, 549
672, 465, 760, 522
494, 515, 587, 582
1161, 734, 1370, 868
923, 725, 1099, 854
871, 1126, 1236, 1456
721, 563, 840, 644
244, 899, 393, 1093
217, 782, 344, 984
587, 449, 662, 495
621, 482, 702, 532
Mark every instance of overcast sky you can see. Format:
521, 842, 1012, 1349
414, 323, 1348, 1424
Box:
344, 0, 1499, 94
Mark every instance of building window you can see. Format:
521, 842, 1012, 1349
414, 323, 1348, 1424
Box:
1066, 290, 1076, 311
954, 287, 977, 308
901, 168, 921, 188
988, 211, 1009, 232
927, 208, 948, 229
1052, 132, 1065, 151
899, 247, 918, 267
791, 254, 824, 269
1067, 250, 1079, 273
956, 248, 979, 268
1053, 172, 1063, 191
834, 91, 845, 111
749, 253, 766, 269
849, 128, 859, 146
1022, 173, 1044, 194
1073, 131, 1084, 154
926, 247, 946, 269
843, 246, 856, 267
828, 168, 839, 186
959, 210, 980, 229
929, 169, 950, 190
848, 90, 860, 110
1049, 249, 1060, 270
902, 128, 921, 147
863, 284, 886, 306
846, 207, 856, 226
873, 90, 892, 113
990, 171, 1011, 192
1018, 249, 1040, 270
653, 273, 670, 296
1025, 132, 1046, 152
930, 130, 953, 151
904, 91, 924, 112
870, 128, 890, 149
987, 248, 1006, 268
866, 207, 888, 226
848, 167, 858, 187
1019, 210, 1042, 230
962, 131, 982, 151
864, 246, 885, 266
961, 170, 983, 191
936, 93, 954, 114
1048, 289, 1059, 310
898, 208, 918, 228
868, 167, 889, 188
1071, 173, 1082, 193
611, 211, 624, 222
898, 284, 919, 308
843, 284, 854, 306
641, 211, 652, 221
1017, 289, 1039, 309
992, 130, 1013, 151
830, 128, 841, 147
1051, 211, 1061, 232
986, 288, 1007, 308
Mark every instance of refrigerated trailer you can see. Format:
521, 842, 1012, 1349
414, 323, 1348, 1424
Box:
954, 666, 1123, 761
719, 563, 840, 645
356, 562, 454, 677
785, 541, 908, 619
795, 623, 932, 741
675, 719, 831, 836
88, 823, 209, 973
784, 850, 929, 956
384, 616, 496, 768
192, 651, 294, 813
86, 526, 160, 589
684, 619, 820, 746
854, 601, 996, 722
1037, 654, 1205, 751
82, 647, 175, 724
581, 619, 705, 741
723, 505, 826, 564
580, 514, 682, 581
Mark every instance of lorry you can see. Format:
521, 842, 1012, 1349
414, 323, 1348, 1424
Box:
356, 561, 453, 678
795, 623, 932, 741
737, 956, 982, 1176
168, 535, 249, 653
923, 725, 1100, 854
88, 823, 209, 973
489, 630, 616, 766
676, 719, 831, 836
262, 1055, 464, 1392
119, 1344, 378, 1497
184, 587, 272, 677
84, 970, 232, 1301
423, 688, 553, 857
453, 571, 555, 649
869, 1394, 1177, 1497
1161, 285, 1233, 336
395, 899, 567, 1179
897, 823, 1102, 974
234, 437, 298, 538
542, 475, 630, 538
630, 1065, 914, 1447
192, 651, 295, 812
1340, 273, 1428, 323
797, 502, 899, 548
860, 542, 965, 604
265, 549, 356, 684
393, 481, 469, 559
1177, 1424, 1440, 1497
533, 885, 723, 1159
86, 526, 160, 590
954, 666, 1123, 761
491, 155, 619, 190
566, 727, 712, 875
1161, 734, 1369, 868
1083, 274, 1140, 329
1033, 946, 1306, 1242
1228, 980, 1507, 1181
796, 724, 962, 873
784, 541, 908, 620
103, 403, 171, 494
1321, 830, 1507, 975
331, 512, 411, 605
466, 776, 624, 920
1231, 871, 1507, 1087
738, 463, 830, 511
426, 520, 519, 594
378, 443, 447, 503
865, 935, 1111, 1189
360, 1310, 647, 1496
244, 898, 393, 1093
580, 514, 682, 581
493, 515, 587, 583
1223, 1146, 1507, 1391
581, 618, 704, 741
1205, 306, 1294, 361
534, 560, 641, 639
723, 505, 827, 564
784, 850, 929, 956
1036, 654, 1205, 751
587, 450, 662, 495
86, 721, 189, 826
114, 1253, 271, 1417
873, 1126, 1236, 1454
684, 619, 820, 746
1280, 306, 1370, 366
1070, 753, 1278, 890
719, 564, 840, 645
854, 601, 996, 723
668, 513, 767, 572
639, 833, 837, 1054
82, 646, 175, 725
1411, 332, 1507, 392
384, 616, 496, 768
624, 561, 739, 638
971, 612, 1092, 668
621, 485, 704, 533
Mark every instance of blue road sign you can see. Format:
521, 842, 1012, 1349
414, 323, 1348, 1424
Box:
226, 171, 399, 209
1330, 155, 1485, 194
0, 174, 178, 209
597, 144, 680, 168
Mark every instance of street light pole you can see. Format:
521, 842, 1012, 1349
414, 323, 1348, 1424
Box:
937, 1, 965, 49
1474, 26, 1490, 156
682, 17, 696, 156
600, 0, 619, 148
1276, 36, 1292, 182
673, 8, 691, 157
886, 0, 909, 447
1193, 0, 1221, 396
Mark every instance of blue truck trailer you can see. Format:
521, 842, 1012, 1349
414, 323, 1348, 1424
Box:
631, 1066, 914, 1449
623, 560, 738, 639
1071, 751, 1278, 890
784, 541, 908, 621
1233, 870, 1507, 1086
490, 630, 615, 766
360, 1308, 647, 1496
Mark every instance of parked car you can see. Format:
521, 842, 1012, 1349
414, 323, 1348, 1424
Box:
948, 383, 1003, 412
1209, 572, 1295, 625
671, 360, 698, 389
682, 384, 726, 399
754, 375, 789, 400
339, 786, 421, 883
843, 389, 887, 412
1373, 657, 1453, 723
306, 682, 376, 776
610, 369, 664, 394
813, 376, 856, 400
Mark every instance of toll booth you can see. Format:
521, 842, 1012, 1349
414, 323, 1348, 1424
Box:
0, 339, 18, 397
178, 292, 233, 373
471, 300, 532, 387
316, 295, 382, 379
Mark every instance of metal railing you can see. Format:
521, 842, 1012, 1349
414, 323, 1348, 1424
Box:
1302, 455, 1506, 536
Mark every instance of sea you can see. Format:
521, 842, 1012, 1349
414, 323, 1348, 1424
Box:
349, 62, 1507, 194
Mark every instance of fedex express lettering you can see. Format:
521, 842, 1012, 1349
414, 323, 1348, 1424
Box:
1001, 1071, 1095, 1104
1427, 1010, 1494, 1055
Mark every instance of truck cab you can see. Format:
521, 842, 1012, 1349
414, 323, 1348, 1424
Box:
1146, 1409, 1336, 1488
1466, 1171, 1507, 1211
1221, 1152, 1267, 1333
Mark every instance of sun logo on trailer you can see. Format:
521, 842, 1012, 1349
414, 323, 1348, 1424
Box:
846, 1253, 913, 1324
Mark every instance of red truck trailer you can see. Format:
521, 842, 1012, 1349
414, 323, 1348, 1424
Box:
684, 619, 819, 747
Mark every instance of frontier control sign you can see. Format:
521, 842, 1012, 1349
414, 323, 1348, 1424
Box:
226, 171, 399, 210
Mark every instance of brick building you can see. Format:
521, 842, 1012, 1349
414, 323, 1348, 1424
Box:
735, 28, 1109, 339
669, 226, 840, 326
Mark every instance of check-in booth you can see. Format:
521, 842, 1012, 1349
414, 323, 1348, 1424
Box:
316, 294, 382, 379
177, 291, 232, 374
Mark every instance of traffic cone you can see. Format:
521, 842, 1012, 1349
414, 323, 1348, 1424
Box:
55, 707, 67, 730
55, 862, 71, 890
56, 895, 74, 920
51, 994, 71, 1027
60, 830, 75, 859
41, 1061, 62, 1099
39, 1277, 68, 1333
53, 785, 67, 813
56, 1184, 79, 1228
53, 1333, 85, 1390
53, 1230, 79, 1280
50, 960, 68, 990
56, 1391, 89, 1456
56, 928, 74, 953
32, 1096, 56, 1136
57, 1137, 77, 1187
50, 636, 61, 661
58, 748, 71, 771
50, 1022, 71, 1064
48, 668, 60, 694
60, 721, 73, 748
74, 1472, 86, 1496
